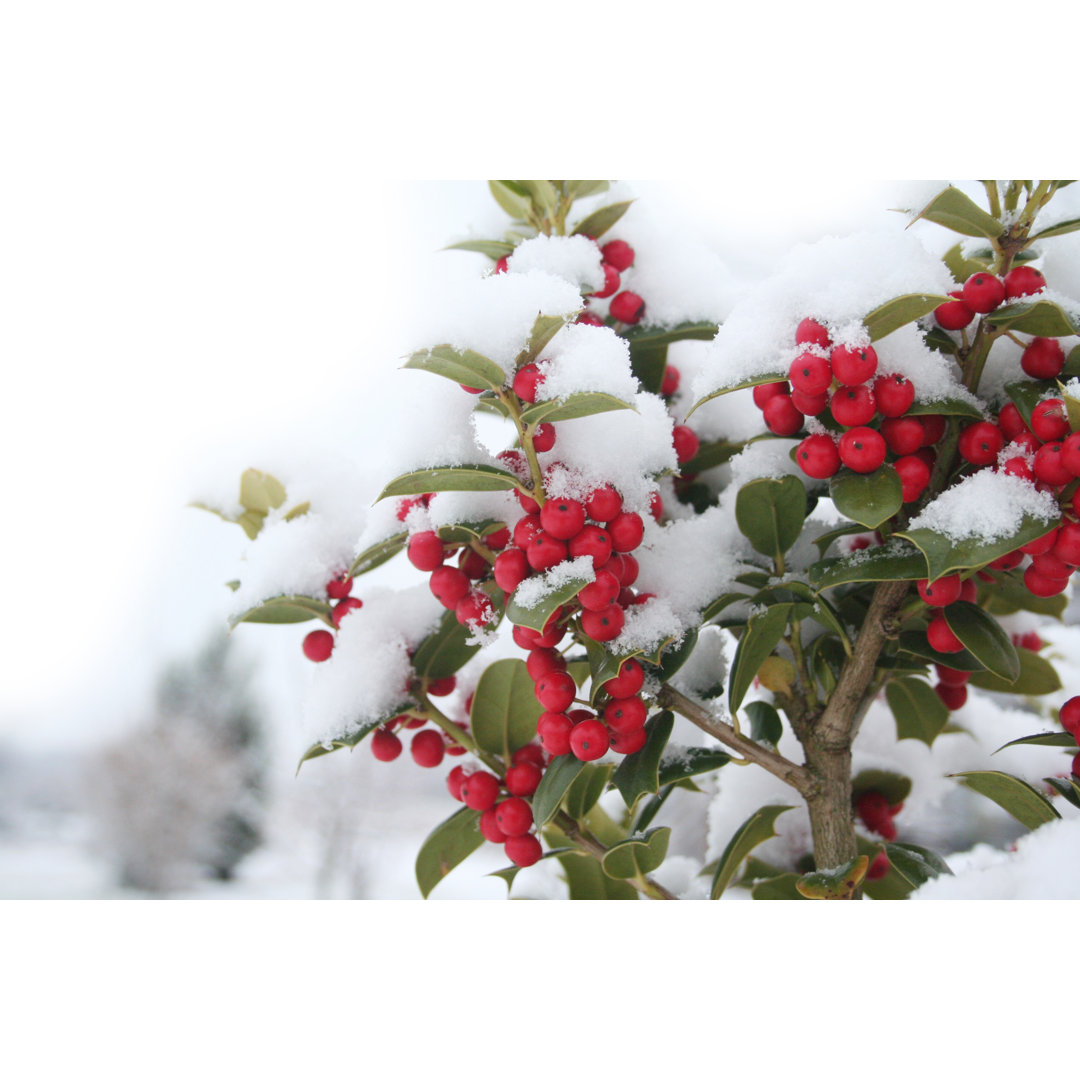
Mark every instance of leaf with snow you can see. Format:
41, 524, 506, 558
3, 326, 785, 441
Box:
515, 311, 573, 369
796, 855, 868, 899
520, 392, 637, 425
863, 293, 953, 342
910, 185, 1003, 240
506, 562, 592, 632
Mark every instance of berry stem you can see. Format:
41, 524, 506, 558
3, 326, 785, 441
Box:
497, 389, 548, 508
417, 695, 503, 774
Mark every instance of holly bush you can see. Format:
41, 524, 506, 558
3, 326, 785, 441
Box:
205, 180, 1080, 899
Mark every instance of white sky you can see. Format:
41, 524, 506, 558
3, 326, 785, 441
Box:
1, 3, 1073, 753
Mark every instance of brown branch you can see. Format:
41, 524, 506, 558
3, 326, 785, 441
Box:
657, 684, 817, 799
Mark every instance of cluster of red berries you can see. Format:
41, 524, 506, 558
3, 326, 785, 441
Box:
367, 679, 467, 767
753, 318, 936, 503
301, 572, 364, 663
1057, 696, 1080, 780
933, 265, 1048, 333
855, 789, 903, 842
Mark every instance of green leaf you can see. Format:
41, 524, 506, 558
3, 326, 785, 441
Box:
411, 609, 482, 680
685, 370, 788, 420
565, 180, 610, 201
230, 594, 331, 628
728, 603, 792, 713
985, 300, 1079, 337
520, 392, 636, 425
885, 676, 950, 745
796, 856, 868, 899
751, 873, 806, 900
239, 468, 287, 514
852, 770, 912, 808
983, 570, 1068, 618
896, 631, 984, 671
745, 701, 783, 747
532, 755, 586, 828
863, 294, 953, 341
631, 785, 677, 834
699, 591, 748, 624
556, 851, 638, 900
516, 180, 559, 214
619, 320, 719, 350
1030, 216, 1080, 240
911, 185, 1003, 240
906, 397, 984, 419
942, 242, 990, 284
681, 438, 745, 474
443, 238, 516, 260
950, 770, 1060, 831
489, 180, 531, 219
966, 647, 1061, 695
898, 511, 1060, 583
810, 544, 927, 589
403, 344, 507, 393
435, 519, 504, 544
295, 708, 405, 771
469, 659, 543, 759
882, 842, 953, 889
571, 199, 633, 239
506, 568, 591, 632
654, 631, 698, 683
735, 476, 807, 559
1044, 777, 1080, 810
627, 342, 667, 395
611, 711, 674, 807
811, 522, 869, 557
657, 746, 732, 786
564, 763, 614, 820
993, 731, 1078, 753
710, 805, 793, 899
829, 466, 903, 530
601, 827, 671, 880
377, 464, 523, 501
515, 312, 571, 369
415, 807, 484, 898
943, 601, 1020, 681
349, 531, 408, 577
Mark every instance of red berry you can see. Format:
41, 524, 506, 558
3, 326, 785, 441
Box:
788, 351, 833, 395
580, 603, 625, 643
790, 389, 829, 416
408, 531, 445, 572
935, 682, 968, 711
608, 511, 645, 552
513, 514, 542, 549
882, 417, 926, 457
1031, 552, 1072, 579
927, 615, 964, 654
1060, 697, 1080, 736
370, 727, 402, 762
446, 764, 468, 800
795, 317, 832, 348
830, 344, 878, 386
461, 771, 501, 812
609, 291, 645, 324
830, 385, 876, 427
837, 427, 887, 473
505, 761, 542, 797
568, 524, 613, 569
585, 485, 623, 522
935, 663, 970, 687
1018, 631, 1044, 651
426, 675, 457, 697
1020, 528, 1059, 556
540, 497, 586, 540
649, 492, 664, 522
998, 402, 1029, 441
570, 718, 610, 761
1004, 265, 1046, 300
873, 374, 916, 418
920, 415, 948, 446
1053, 521, 1080, 563
410, 729, 445, 768
1022, 336, 1067, 380
1024, 566, 1069, 597
752, 381, 790, 410
762, 395, 804, 436
532, 423, 556, 453
962, 272, 1006, 314
576, 311, 605, 327
673, 425, 700, 465
958, 421, 1005, 466
603, 658, 645, 698
504, 833, 543, 867
600, 239, 635, 272
430, 565, 471, 608
959, 578, 977, 603
494, 256, 509, 275
578, 569, 621, 611
455, 590, 495, 628
527, 531, 569, 572
604, 696, 647, 734
934, 296, 975, 331
457, 548, 489, 580
610, 727, 648, 755
480, 807, 507, 844
1001, 456, 1035, 483
795, 434, 841, 479
302, 629, 334, 662
1072, 753, 1080, 780
1060, 432, 1080, 477
591, 263, 621, 299
493, 548, 530, 593
661, 365, 680, 396
866, 851, 890, 881
608, 553, 639, 587
494, 797, 534, 837
917, 574, 962, 607
855, 791, 897, 840
537, 712, 573, 755
326, 573, 353, 600
513, 363, 546, 404
330, 597, 364, 628
535, 670, 576, 713
1033, 443, 1073, 487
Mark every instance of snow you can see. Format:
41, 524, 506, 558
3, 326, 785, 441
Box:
535, 323, 640, 404
506, 234, 604, 294
905, 470, 1059, 542
727, 438, 804, 488
512, 556, 595, 611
